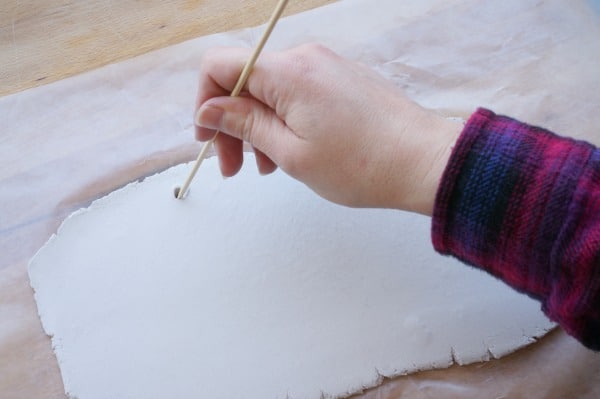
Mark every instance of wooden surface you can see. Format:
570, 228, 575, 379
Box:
0, 0, 335, 96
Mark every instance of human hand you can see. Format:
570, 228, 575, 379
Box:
194, 44, 461, 214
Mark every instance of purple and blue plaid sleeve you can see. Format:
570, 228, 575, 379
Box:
432, 108, 600, 350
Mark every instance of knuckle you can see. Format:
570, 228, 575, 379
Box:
285, 44, 320, 74
240, 110, 256, 143
282, 43, 336, 83
198, 47, 234, 77
297, 42, 328, 55
199, 48, 220, 72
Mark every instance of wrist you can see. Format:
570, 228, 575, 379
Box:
398, 116, 463, 216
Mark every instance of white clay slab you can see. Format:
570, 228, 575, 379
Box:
29, 155, 554, 399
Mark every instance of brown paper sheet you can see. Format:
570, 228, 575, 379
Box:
1, 0, 599, 397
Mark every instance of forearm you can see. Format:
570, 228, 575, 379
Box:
432, 108, 600, 350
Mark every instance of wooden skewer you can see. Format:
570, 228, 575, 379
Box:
176, 0, 290, 199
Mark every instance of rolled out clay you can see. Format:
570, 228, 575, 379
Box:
29, 155, 553, 399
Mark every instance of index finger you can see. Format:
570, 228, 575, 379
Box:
195, 47, 253, 110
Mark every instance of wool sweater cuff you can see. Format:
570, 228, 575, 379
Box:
431, 108, 600, 350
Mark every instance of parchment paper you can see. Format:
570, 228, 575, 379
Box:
1, 0, 599, 398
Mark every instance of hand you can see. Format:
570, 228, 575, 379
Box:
194, 44, 461, 214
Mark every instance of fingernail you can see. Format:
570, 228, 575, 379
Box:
195, 105, 223, 130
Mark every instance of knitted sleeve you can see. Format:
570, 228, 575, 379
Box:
432, 108, 600, 351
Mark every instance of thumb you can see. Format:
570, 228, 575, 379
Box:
195, 96, 292, 160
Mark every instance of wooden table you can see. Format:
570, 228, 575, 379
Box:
0, 0, 334, 96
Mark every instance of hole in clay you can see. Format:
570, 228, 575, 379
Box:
174, 187, 190, 199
